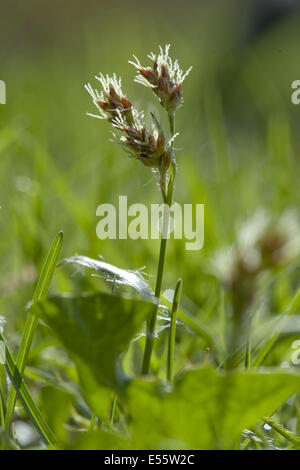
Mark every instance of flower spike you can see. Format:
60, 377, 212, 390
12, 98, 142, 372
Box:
129, 44, 192, 115
85, 73, 134, 124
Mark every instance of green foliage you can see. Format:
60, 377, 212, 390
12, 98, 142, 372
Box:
0, 0, 300, 451
126, 366, 300, 449
41, 386, 74, 443
0, 330, 58, 448
69, 365, 300, 450
33, 292, 153, 390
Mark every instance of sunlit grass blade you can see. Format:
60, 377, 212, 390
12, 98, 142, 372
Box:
264, 417, 300, 448
4, 231, 63, 431
88, 413, 97, 433
245, 320, 252, 369
109, 393, 117, 431
0, 331, 59, 447
167, 279, 182, 384
253, 288, 300, 367
0, 391, 4, 429
162, 291, 214, 346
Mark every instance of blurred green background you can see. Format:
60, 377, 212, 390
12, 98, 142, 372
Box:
0, 0, 300, 362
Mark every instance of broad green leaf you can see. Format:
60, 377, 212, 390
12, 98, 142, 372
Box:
34, 292, 153, 391
4, 231, 63, 434
126, 365, 300, 449
40, 386, 74, 443
74, 359, 112, 422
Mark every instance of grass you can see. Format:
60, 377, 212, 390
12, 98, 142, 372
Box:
0, 0, 300, 450
4, 230, 63, 438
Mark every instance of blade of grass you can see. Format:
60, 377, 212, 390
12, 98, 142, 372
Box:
167, 279, 182, 384
0, 391, 4, 429
88, 413, 97, 433
163, 298, 214, 346
240, 437, 251, 450
253, 287, 300, 367
109, 393, 117, 431
0, 364, 6, 429
0, 331, 59, 447
4, 231, 63, 432
245, 319, 252, 369
264, 417, 300, 447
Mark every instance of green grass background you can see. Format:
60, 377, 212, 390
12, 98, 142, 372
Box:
0, 0, 300, 446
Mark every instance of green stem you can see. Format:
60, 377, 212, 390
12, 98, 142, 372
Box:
240, 437, 251, 450
141, 113, 176, 375
244, 338, 251, 369
167, 279, 182, 384
245, 318, 252, 369
264, 417, 300, 447
141, 232, 168, 374
88, 413, 97, 433
109, 393, 117, 431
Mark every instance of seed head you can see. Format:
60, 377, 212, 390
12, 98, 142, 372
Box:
129, 44, 192, 115
111, 112, 171, 172
85, 71, 173, 178
85, 73, 134, 125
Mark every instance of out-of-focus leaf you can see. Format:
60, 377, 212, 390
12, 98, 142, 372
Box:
33, 292, 153, 391
253, 287, 300, 367
41, 386, 74, 443
61, 255, 153, 299
70, 429, 129, 450
75, 360, 112, 422
126, 365, 300, 450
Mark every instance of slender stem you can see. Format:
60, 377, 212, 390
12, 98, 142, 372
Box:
240, 437, 251, 450
167, 279, 182, 384
142, 230, 169, 374
244, 315, 253, 369
109, 393, 117, 431
264, 417, 300, 446
88, 413, 97, 433
244, 334, 251, 369
141, 113, 176, 375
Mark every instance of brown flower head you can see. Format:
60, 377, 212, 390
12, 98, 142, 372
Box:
85, 73, 134, 125
111, 111, 171, 173
129, 44, 192, 115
